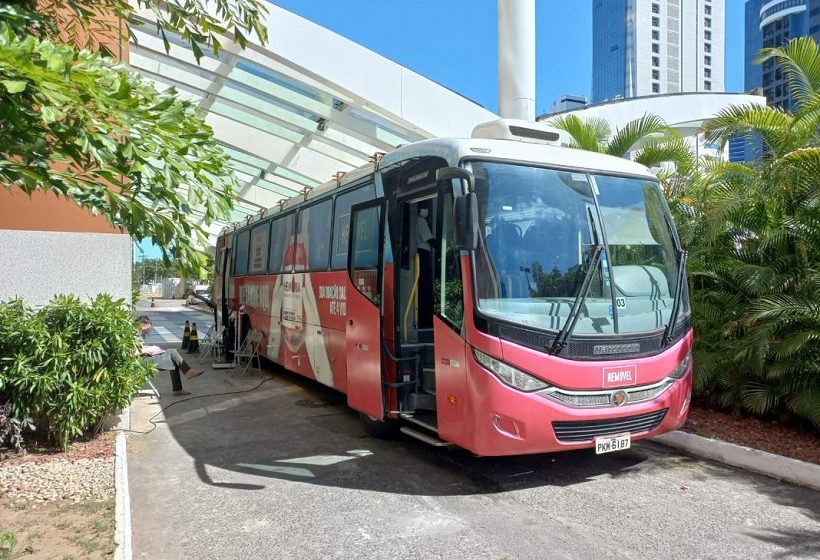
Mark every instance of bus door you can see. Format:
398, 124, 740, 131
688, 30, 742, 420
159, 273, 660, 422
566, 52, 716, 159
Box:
392, 188, 440, 418
346, 199, 387, 418
218, 237, 236, 361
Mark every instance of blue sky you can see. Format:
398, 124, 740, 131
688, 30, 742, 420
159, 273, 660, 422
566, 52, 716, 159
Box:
271, 0, 747, 114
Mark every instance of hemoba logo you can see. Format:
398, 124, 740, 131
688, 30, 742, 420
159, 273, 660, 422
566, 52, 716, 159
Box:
602, 365, 638, 388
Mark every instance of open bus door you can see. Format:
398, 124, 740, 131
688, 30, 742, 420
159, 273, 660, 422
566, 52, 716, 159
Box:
217, 238, 235, 362
345, 199, 387, 418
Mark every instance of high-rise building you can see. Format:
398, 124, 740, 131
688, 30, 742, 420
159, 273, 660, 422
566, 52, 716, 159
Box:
744, 0, 820, 110
548, 94, 588, 114
732, 0, 820, 162
592, 0, 725, 104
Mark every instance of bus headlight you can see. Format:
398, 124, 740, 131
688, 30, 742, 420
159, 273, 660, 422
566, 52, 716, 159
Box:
669, 350, 692, 379
473, 349, 550, 392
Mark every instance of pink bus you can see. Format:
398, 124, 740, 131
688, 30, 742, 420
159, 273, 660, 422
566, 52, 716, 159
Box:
213, 120, 692, 456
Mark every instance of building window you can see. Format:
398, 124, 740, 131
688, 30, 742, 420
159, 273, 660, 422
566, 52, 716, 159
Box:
652, 43, 660, 53
705, 43, 711, 53
652, 29, 660, 40
652, 56, 660, 67
652, 3, 660, 14
652, 69, 660, 80
705, 17, 711, 28
704, 81, 711, 91
652, 16, 659, 27
652, 83, 660, 93
705, 30, 712, 40
705, 68, 711, 78
705, 55, 711, 66
705, 5, 711, 15
811, 24, 820, 34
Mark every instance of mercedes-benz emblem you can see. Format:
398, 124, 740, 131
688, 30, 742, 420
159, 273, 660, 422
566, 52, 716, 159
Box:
611, 390, 628, 406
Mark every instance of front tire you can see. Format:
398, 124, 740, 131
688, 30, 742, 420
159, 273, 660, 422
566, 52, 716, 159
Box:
359, 412, 398, 438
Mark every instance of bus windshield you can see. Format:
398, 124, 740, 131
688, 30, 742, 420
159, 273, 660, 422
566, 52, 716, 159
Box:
469, 160, 688, 335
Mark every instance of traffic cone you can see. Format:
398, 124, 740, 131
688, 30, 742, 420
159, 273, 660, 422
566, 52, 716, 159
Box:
181, 321, 190, 351
188, 323, 199, 354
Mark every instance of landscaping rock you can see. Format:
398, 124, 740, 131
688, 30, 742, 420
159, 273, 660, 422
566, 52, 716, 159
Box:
0, 457, 114, 504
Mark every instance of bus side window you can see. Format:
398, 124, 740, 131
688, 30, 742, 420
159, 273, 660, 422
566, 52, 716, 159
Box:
331, 184, 375, 269
350, 203, 382, 304
234, 229, 250, 276
268, 213, 296, 273
299, 199, 333, 271
248, 222, 269, 274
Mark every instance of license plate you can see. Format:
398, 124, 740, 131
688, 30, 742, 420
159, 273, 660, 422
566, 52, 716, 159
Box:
594, 432, 631, 454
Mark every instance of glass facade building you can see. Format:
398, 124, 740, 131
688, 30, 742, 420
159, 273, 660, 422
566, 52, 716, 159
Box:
745, 0, 820, 110
592, 0, 725, 104
592, 0, 627, 103
733, 0, 820, 161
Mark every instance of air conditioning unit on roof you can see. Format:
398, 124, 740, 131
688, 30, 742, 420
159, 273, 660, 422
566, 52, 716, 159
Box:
471, 119, 561, 146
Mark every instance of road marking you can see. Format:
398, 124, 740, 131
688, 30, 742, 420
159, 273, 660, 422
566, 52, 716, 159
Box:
152, 326, 180, 343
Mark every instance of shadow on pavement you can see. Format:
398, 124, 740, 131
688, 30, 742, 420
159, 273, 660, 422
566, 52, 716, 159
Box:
742, 478, 820, 558
153, 362, 657, 497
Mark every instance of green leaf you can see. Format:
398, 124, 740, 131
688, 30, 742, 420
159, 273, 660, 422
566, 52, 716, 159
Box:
2, 80, 27, 93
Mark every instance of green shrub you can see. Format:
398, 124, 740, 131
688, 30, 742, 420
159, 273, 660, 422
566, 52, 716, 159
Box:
0, 294, 155, 449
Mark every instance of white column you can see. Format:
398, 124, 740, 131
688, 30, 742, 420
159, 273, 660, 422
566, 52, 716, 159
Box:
498, 0, 536, 120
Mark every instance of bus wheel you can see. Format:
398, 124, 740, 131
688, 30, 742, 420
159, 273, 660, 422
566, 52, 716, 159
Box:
359, 413, 398, 438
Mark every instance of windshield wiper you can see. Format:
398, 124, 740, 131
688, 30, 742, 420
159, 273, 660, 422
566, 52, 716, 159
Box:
662, 213, 688, 346
550, 247, 602, 355
550, 207, 604, 355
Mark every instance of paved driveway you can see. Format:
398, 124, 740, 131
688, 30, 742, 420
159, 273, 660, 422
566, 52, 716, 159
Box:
127, 306, 820, 560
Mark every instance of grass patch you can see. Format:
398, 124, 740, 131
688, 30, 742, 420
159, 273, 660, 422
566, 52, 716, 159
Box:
0, 499, 115, 559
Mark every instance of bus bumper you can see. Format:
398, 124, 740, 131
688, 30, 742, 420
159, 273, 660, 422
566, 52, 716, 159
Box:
461, 354, 693, 457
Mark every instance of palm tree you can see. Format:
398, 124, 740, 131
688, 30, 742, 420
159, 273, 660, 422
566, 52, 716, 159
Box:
549, 113, 697, 187
690, 37, 820, 427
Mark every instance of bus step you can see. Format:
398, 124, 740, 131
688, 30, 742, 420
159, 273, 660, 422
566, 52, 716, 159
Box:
399, 427, 451, 447
400, 412, 438, 432
383, 381, 416, 388
408, 393, 436, 411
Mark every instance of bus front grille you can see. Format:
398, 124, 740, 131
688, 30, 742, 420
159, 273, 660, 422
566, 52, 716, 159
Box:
551, 409, 668, 443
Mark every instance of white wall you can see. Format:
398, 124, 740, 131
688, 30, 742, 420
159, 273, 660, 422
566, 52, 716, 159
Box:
0, 230, 132, 307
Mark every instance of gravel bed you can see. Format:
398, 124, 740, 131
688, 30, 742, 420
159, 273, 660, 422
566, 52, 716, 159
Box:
0, 457, 114, 504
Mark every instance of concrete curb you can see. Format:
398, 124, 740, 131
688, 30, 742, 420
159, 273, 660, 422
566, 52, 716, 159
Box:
652, 430, 820, 492
114, 430, 132, 560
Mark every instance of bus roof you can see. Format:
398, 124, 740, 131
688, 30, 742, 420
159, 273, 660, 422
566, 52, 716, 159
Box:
379, 137, 657, 180
222, 137, 657, 234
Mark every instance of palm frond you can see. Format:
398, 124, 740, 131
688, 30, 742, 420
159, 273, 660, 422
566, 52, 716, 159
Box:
787, 386, 820, 428
606, 113, 677, 157
633, 136, 696, 174
757, 36, 820, 112
746, 294, 820, 325
700, 104, 798, 157
548, 114, 607, 152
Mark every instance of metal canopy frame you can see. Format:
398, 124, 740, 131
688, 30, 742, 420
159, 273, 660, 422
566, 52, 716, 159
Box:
128, 4, 497, 246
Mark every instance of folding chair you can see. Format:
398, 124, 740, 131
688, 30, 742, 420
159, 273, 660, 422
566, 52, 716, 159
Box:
199, 324, 224, 361
233, 329, 262, 375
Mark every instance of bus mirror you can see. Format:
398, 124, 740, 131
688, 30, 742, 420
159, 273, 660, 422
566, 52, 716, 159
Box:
453, 192, 479, 251
436, 167, 474, 193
